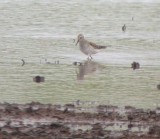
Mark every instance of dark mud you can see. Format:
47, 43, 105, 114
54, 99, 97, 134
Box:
0, 102, 160, 139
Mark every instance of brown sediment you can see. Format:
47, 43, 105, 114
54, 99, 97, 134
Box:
0, 102, 160, 139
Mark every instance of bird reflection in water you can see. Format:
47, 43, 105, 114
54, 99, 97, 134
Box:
76, 60, 104, 80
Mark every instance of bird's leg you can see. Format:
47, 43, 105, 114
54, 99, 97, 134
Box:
87, 56, 92, 61
87, 55, 90, 60
89, 55, 93, 60
87, 54, 93, 60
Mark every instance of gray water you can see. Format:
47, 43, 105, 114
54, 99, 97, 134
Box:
0, 0, 160, 108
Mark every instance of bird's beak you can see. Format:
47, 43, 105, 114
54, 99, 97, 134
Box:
76, 39, 79, 46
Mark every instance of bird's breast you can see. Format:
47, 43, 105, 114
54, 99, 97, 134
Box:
79, 41, 97, 55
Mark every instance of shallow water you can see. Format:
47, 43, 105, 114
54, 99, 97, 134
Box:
0, 0, 160, 108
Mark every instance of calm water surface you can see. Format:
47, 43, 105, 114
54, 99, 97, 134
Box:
0, 0, 160, 108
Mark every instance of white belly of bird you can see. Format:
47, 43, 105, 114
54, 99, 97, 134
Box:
80, 44, 98, 56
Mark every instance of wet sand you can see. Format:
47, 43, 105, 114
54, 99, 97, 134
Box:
0, 102, 160, 139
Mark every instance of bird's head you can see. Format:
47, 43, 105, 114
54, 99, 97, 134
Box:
76, 34, 84, 45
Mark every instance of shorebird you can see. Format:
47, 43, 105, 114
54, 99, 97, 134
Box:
76, 34, 108, 59
122, 24, 126, 32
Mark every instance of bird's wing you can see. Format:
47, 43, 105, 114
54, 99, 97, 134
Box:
89, 41, 107, 49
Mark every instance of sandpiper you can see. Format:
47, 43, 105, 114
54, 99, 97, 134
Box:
76, 34, 108, 59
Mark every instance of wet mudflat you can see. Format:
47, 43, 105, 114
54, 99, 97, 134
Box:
0, 102, 160, 139
0, 0, 160, 108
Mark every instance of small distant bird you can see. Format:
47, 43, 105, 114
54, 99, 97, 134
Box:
76, 34, 109, 59
122, 24, 126, 32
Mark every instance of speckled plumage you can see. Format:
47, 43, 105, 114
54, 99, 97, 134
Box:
76, 34, 108, 59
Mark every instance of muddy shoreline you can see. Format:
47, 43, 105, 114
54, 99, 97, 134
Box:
0, 102, 160, 139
